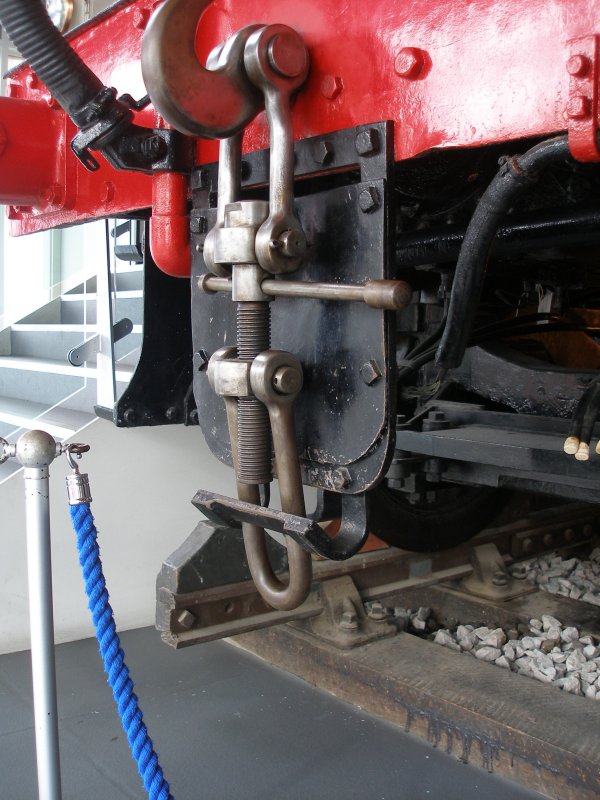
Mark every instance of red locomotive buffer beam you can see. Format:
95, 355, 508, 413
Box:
0, 0, 599, 277
0, 99, 63, 210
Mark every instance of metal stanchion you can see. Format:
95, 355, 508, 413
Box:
2, 431, 63, 800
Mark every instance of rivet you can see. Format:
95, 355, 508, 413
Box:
320, 75, 343, 100
394, 47, 427, 79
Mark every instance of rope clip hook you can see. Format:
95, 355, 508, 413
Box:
63, 443, 92, 505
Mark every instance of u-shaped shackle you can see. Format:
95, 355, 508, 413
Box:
141, 0, 263, 138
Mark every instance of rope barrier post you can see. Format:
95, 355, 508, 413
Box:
14, 430, 63, 800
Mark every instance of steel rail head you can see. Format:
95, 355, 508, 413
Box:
141, 0, 263, 138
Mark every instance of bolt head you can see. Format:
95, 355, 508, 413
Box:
267, 33, 309, 78
394, 47, 426, 79
278, 228, 306, 259
273, 365, 303, 395
123, 408, 137, 425
366, 601, 390, 621
360, 360, 381, 385
313, 139, 334, 165
358, 186, 380, 213
339, 610, 360, 630
332, 467, 352, 490
177, 609, 196, 630
492, 570, 508, 587
320, 75, 343, 100
355, 128, 380, 156
165, 406, 178, 422
509, 564, 528, 580
566, 95, 590, 119
567, 54, 590, 77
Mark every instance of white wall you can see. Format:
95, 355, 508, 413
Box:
0, 418, 238, 654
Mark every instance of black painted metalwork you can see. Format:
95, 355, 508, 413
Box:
106, 224, 197, 427
191, 122, 396, 494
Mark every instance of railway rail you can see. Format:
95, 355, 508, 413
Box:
158, 502, 600, 800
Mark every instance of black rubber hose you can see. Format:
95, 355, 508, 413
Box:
435, 135, 572, 375
0, 0, 105, 126
576, 380, 600, 445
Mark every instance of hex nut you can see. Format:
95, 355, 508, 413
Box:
177, 609, 196, 630
567, 54, 590, 77
332, 467, 352, 490
355, 128, 380, 156
321, 75, 343, 100
360, 360, 381, 385
394, 47, 427, 79
566, 95, 591, 119
313, 139, 334, 165
358, 186, 380, 213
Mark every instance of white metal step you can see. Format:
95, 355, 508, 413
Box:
11, 323, 142, 334
0, 397, 95, 439
0, 355, 134, 382
61, 289, 143, 302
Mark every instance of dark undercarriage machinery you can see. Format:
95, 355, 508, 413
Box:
1, 0, 600, 642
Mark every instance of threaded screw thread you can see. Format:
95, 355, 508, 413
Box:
237, 302, 272, 484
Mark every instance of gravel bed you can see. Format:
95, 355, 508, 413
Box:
364, 600, 600, 700
524, 547, 600, 605
430, 613, 600, 699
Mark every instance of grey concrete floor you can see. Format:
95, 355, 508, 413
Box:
0, 627, 547, 800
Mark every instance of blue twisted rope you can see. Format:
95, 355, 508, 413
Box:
70, 503, 173, 800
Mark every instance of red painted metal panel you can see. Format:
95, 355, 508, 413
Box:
1, 0, 598, 239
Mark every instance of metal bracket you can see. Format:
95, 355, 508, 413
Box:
460, 543, 535, 602
290, 575, 396, 649
192, 488, 369, 560
68, 317, 133, 366
566, 35, 600, 162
